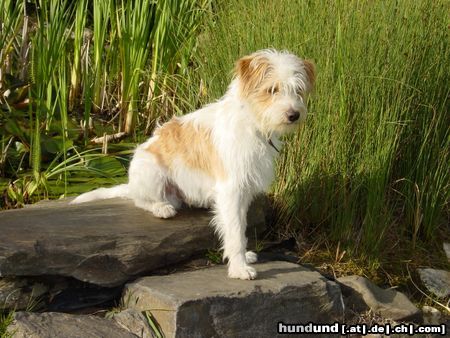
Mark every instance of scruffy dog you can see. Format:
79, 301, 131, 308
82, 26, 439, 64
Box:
72, 49, 315, 280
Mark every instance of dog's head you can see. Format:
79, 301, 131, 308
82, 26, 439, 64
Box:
235, 49, 315, 136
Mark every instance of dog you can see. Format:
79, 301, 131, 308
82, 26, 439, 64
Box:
71, 49, 315, 280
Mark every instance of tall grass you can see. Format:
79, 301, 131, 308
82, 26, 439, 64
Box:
116, 0, 153, 134
145, 0, 212, 130
0, 0, 23, 86
30, 0, 73, 190
191, 0, 449, 256
91, 0, 112, 115
0, 0, 212, 205
68, 0, 87, 110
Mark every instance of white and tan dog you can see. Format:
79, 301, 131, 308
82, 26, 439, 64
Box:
72, 49, 315, 280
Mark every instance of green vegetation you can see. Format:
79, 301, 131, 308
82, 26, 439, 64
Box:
1, 0, 448, 286
0, 0, 211, 205
191, 0, 449, 269
0, 310, 14, 338
144, 311, 164, 338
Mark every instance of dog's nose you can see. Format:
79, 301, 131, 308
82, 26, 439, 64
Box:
286, 109, 300, 122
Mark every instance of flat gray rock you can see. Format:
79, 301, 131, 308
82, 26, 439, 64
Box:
123, 261, 344, 338
338, 275, 421, 322
0, 197, 266, 287
417, 268, 450, 299
8, 311, 138, 338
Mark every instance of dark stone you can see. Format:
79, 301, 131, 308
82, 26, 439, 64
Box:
0, 197, 267, 287
8, 312, 137, 338
338, 275, 421, 322
46, 285, 121, 312
123, 261, 344, 338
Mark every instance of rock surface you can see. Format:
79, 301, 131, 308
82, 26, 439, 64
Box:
112, 309, 157, 338
417, 268, 450, 299
422, 305, 442, 325
123, 261, 344, 338
0, 197, 266, 287
338, 275, 421, 322
8, 312, 138, 338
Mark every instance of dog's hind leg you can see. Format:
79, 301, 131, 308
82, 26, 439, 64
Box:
128, 151, 178, 219
134, 200, 177, 219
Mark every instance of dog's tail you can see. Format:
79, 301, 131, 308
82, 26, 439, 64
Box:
70, 184, 129, 204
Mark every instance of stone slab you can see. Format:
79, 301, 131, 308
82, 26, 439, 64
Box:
123, 261, 344, 338
7, 311, 138, 338
0, 197, 266, 287
417, 268, 450, 299
338, 275, 421, 322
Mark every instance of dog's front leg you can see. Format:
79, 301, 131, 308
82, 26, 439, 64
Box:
214, 184, 257, 280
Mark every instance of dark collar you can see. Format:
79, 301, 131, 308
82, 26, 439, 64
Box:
268, 138, 280, 153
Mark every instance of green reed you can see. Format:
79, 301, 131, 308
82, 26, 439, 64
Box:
189, 0, 449, 256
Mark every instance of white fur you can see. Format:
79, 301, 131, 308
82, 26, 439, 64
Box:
71, 49, 313, 280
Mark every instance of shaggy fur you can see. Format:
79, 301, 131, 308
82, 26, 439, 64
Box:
72, 49, 315, 280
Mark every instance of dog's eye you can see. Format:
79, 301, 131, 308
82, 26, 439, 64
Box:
267, 86, 279, 95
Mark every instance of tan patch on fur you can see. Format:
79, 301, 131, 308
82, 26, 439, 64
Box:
145, 119, 226, 180
236, 53, 272, 98
303, 59, 316, 89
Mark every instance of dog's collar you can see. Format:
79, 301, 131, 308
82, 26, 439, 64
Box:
268, 138, 280, 153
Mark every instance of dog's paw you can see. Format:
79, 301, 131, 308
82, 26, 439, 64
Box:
245, 251, 258, 264
152, 202, 177, 219
228, 263, 257, 280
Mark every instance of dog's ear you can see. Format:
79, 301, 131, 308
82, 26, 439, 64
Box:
303, 59, 316, 90
235, 53, 271, 96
